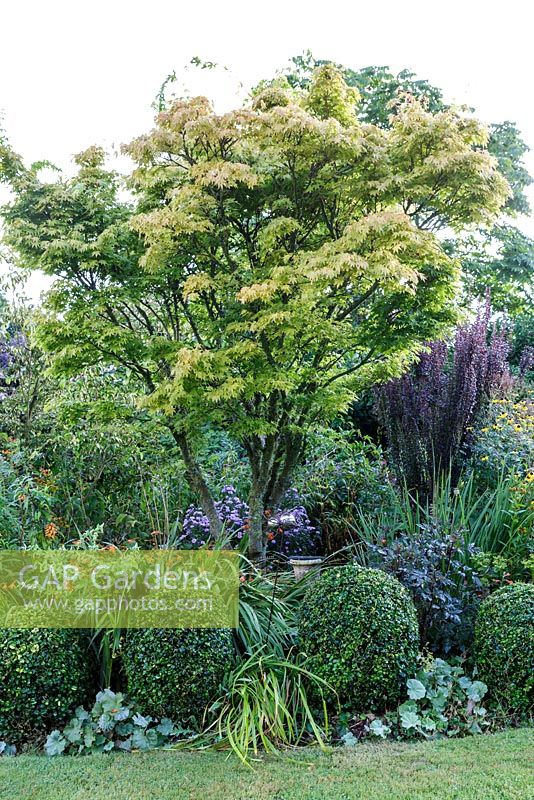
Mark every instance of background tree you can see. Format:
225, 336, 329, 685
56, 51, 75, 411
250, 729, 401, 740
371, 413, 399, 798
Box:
454, 225, 534, 314
0, 273, 46, 443
284, 53, 445, 126
0, 66, 509, 561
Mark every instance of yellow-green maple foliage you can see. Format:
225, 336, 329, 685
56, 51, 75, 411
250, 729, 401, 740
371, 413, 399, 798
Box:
0, 66, 510, 558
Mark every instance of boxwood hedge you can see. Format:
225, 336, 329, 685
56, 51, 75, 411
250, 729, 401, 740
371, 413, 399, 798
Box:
298, 564, 419, 711
475, 583, 534, 712
123, 628, 234, 724
0, 628, 94, 744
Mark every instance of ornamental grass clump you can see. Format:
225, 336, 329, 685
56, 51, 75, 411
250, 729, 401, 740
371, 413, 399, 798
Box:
202, 648, 333, 766
236, 570, 300, 657
298, 565, 419, 711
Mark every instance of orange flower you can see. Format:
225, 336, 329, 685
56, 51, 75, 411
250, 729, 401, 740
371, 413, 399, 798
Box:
44, 523, 58, 540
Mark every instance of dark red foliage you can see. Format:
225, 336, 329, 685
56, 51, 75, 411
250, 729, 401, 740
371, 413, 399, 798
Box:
375, 300, 510, 496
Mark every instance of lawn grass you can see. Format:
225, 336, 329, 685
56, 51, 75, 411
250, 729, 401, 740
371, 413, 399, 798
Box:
0, 728, 532, 800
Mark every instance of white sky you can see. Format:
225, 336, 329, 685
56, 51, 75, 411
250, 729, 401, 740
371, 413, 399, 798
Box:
1, 0, 533, 300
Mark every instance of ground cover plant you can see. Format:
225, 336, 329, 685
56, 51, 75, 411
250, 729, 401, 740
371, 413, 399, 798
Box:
44, 690, 191, 756
336, 656, 491, 742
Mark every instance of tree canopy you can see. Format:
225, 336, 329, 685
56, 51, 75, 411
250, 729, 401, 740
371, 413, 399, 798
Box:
0, 65, 511, 560
276, 54, 533, 314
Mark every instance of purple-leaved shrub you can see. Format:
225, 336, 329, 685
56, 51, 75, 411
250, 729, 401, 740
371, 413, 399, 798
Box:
375, 300, 511, 496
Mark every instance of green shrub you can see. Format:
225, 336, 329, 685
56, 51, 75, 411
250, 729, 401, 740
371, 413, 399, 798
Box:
0, 446, 56, 548
469, 393, 534, 490
123, 629, 234, 724
298, 565, 419, 711
475, 583, 534, 711
293, 428, 396, 553
0, 628, 94, 743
